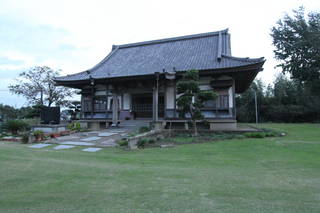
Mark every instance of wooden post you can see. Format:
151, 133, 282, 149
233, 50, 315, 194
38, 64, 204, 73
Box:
153, 73, 159, 122
91, 87, 94, 118
80, 91, 83, 119
112, 92, 119, 126
153, 86, 159, 122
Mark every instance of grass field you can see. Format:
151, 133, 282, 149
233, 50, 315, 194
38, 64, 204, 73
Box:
0, 123, 320, 213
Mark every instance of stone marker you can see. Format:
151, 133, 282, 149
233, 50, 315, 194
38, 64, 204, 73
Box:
29, 144, 51, 149
53, 145, 75, 150
61, 141, 94, 146
81, 137, 101, 141
82, 147, 102, 152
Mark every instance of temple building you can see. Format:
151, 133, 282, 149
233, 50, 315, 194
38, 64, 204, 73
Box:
55, 29, 265, 130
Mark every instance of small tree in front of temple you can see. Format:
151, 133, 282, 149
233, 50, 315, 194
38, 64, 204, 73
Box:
176, 70, 217, 136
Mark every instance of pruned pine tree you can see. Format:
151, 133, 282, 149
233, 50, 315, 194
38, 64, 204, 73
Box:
176, 70, 217, 136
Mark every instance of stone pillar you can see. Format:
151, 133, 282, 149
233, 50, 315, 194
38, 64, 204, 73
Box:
152, 86, 159, 122
112, 93, 119, 126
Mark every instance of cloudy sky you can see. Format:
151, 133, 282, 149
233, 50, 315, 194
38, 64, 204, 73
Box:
0, 0, 319, 107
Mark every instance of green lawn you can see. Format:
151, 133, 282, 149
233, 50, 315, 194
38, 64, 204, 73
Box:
1, 123, 320, 213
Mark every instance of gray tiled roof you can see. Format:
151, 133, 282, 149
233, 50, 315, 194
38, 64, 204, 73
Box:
55, 29, 264, 82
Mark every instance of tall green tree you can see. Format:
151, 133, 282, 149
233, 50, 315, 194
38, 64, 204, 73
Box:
176, 70, 217, 136
9, 66, 74, 107
271, 7, 320, 94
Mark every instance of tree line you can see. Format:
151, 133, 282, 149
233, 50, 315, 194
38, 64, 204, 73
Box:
237, 7, 320, 123
236, 74, 320, 123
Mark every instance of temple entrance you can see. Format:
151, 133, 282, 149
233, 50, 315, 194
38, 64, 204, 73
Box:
132, 93, 164, 119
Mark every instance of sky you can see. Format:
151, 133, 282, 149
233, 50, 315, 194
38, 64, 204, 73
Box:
0, 0, 319, 107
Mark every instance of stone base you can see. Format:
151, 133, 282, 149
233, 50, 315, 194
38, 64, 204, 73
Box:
152, 121, 165, 131
209, 120, 237, 131
31, 124, 67, 133
79, 120, 111, 130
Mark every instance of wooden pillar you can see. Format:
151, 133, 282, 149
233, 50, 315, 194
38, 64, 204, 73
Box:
153, 86, 159, 122
80, 92, 84, 119
233, 79, 236, 118
105, 84, 109, 119
91, 87, 94, 118
112, 93, 119, 126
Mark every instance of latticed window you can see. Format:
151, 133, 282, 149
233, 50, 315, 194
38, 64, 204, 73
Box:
94, 97, 107, 111
218, 95, 229, 109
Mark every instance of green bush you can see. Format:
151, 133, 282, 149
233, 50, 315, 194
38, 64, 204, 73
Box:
33, 130, 44, 137
67, 123, 74, 130
138, 126, 151, 133
118, 140, 128, 146
148, 138, 156, 144
137, 138, 149, 148
3, 120, 29, 135
74, 122, 81, 131
21, 133, 29, 144
244, 132, 266, 138
67, 122, 82, 131
265, 131, 278, 137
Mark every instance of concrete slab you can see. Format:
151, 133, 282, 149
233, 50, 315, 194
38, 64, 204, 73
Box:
56, 136, 80, 141
29, 144, 51, 149
81, 137, 101, 141
61, 141, 95, 146
53, 145, 75, 150
87, 131, 100, 134
98, 132, 117, 137
82, 147, 102, 152
101, 139, 118, 147
110, 130, 126, 133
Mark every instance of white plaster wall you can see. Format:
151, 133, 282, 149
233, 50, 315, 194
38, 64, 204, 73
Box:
166, 86, 175, 109
228, 87, 233, 108
123, 93, 130, 110
95, 91, 107, 96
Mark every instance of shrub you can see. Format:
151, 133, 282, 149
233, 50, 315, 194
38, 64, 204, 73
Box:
67, 123, 74, 130
67, 122, 82, 131
137, 138, 149, 148
74, 122, 81, 131
244, 132, 266, 138
4, 120, 29, 135
33, 130, 44, 137
265, 131, 278, 137
148, 138, 156, 144
21, 133, 29, 144
118, 140, 128, 146
138, 126, 151, 133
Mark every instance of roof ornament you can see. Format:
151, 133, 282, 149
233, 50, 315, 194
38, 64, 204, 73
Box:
86, 70, 91, 74
165, 67, 176, 80
89, 75, 94, 86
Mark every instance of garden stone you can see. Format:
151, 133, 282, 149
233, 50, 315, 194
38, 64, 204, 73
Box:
56, 136, 80, 140
160, 144, 174, 148
61, 141, 94, 146
29, 144, 51, 148
53, 145, 75, 150
82, 147, 102, 152
101, 139, 118, 147
81, 137, 101, 141
98, 132, 117, 137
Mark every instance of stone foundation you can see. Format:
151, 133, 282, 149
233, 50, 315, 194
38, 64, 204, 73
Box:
31, 124, 67, 133
209, 120, 237, 131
